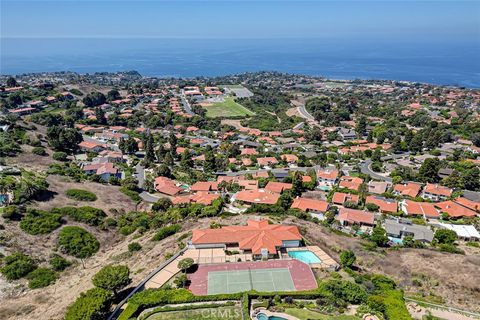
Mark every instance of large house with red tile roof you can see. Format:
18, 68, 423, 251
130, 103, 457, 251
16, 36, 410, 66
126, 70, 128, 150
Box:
172, 192, 220, 206
316, 168, 339, 188
190, 181, 218, 193
154, 177, 183, 196
336, 208, 375, 227
339, 176, 363, 192
434, 201, 477, 219
399, 200, 440, 219
291, 197, 329, 215
256, 157, 278, 167
78, 141, 107, 153
235, 189, 279, 205
332, 192, 360, 206
393, 182, 422, 198
264, 181, 292, 194
365, 196, 398, 213
83, 162, 121, 181
191, 219, 302, 259
421, 183, 453, 201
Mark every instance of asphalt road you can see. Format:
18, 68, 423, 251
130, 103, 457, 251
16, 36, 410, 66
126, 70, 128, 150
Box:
178, 92, 195, 116
139, 191, 160, 203
135, 164, 145, 189
359, 152, 410, 182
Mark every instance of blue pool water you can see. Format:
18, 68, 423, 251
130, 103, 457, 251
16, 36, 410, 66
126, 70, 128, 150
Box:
257, 313, 288, 320
288, 251, 321, 264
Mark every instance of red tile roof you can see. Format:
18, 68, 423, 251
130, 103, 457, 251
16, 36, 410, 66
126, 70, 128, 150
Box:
332, 192, 359, 205
394, 182, 422, 198
264, 181, 292, 194
401, 200, 439, 218
365, 196, 398, 213
291, 198, 329, 212
337, 208, 375, 225
257, 157, 278, 166
454, 197, 480, 212
339, 176, 363, 191
154, 176, 182, 196
190, 181, 218, 192
191, 220, 302, 254
317, 169, 339, 180
434, 201, 477, 218
424, 183, 453, 197
235, 189, 279, 205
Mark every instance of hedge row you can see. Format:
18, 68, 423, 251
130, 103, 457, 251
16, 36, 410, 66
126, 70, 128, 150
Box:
118, 289, 242, 320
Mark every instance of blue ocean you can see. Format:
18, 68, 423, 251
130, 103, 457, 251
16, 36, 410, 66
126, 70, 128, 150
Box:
1, 37, 479, 88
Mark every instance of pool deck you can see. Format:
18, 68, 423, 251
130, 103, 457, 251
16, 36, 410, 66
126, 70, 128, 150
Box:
287, 246, 338, 270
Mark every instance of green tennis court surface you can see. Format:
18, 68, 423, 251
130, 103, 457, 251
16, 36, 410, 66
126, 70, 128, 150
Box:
207, 268, 295, 294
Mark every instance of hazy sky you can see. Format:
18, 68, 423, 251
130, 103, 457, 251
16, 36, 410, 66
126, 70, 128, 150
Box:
1, 0, 479, 39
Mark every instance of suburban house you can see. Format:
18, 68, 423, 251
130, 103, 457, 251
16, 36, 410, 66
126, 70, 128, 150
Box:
78, 141, 107, 153
384, 219, 434, 243
235, 189, 280, 205
190, 181, 219, 193
154, 176, 183, 196
316, 168, 339, 189
264, 181, 292, 194
367, 181, 390, 195
190, 219, 302, 259
291, 197, 329, 220
339, 176, 363, 192
421, 183, 453, 201
454, 197, 480, 212
393, 182, 422, 198
83, 162, 121, 181
172, 192, 220, 206
399, 200, 440, 219
257, 157, 278, 167
332, 192, 360, 206
365, 195, 398, 213
336, 208, 375, 227
434, 201, 477, 219
338, 128, 356, 140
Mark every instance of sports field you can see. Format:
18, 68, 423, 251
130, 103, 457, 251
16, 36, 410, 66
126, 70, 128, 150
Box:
203, 97, 254, 118
207, 268, 295, 294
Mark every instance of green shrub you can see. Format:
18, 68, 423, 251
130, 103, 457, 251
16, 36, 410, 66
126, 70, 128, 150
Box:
120, 187, 141, 202
128, 242, 142, 252
438, 244, 464, 254
0, 252, 37, 280
49, 254, 72, 271
433, 229, 457, 245
58, 226, 100, 258
27, 268, 57, 288
65, 189, 97, 201
20, 209, 63, 235
52, 151, 68, 161
92, 265, 131, 295
52, 206, 106, 226
65, 288, 112, 320
32, 147, 47, 156
152, 224, 181, 241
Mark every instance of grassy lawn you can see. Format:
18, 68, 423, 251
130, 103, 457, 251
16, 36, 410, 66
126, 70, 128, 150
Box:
145, 306, 242, 320
284, 308, 360, 320
203, 97, 254, 118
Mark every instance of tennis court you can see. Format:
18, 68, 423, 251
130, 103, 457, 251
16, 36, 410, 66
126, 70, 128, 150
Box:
188, 260, 317, 295
207, 268, 295, 294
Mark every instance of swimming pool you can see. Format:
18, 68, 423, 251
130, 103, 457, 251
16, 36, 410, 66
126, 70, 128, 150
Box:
288, 250, 321, 264
257, 313, 288, 320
